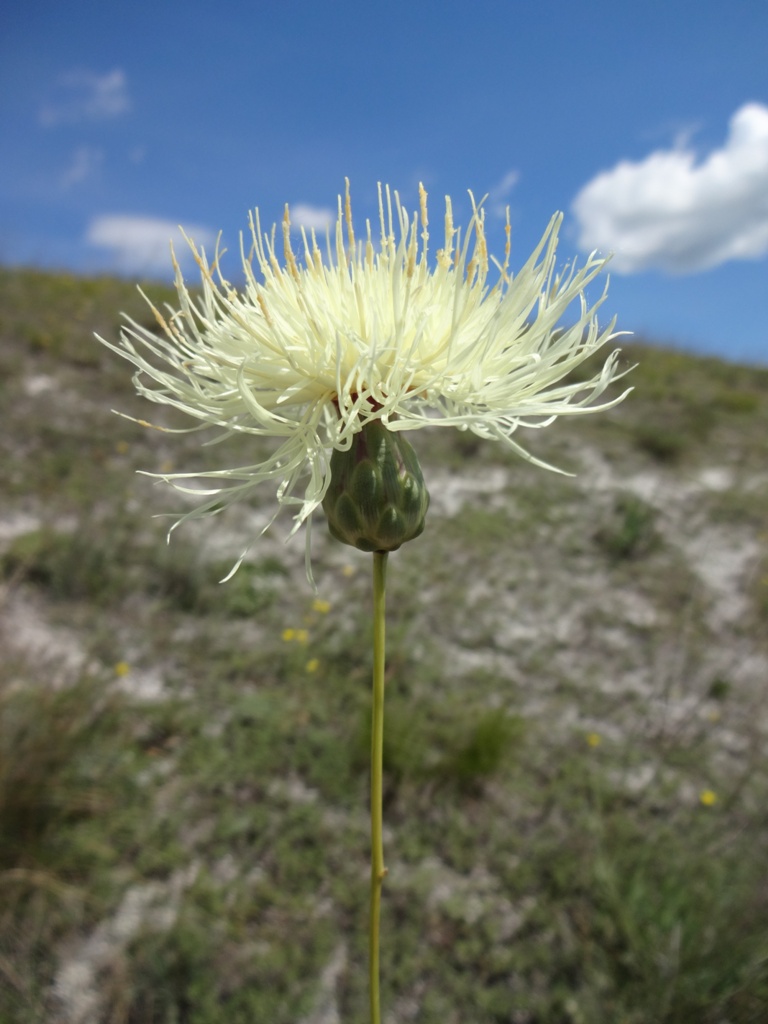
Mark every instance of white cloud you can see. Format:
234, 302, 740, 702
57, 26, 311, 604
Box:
40, 69, 131, 126
61, 145, 103, 189
572, 102, 768, 273
489, 169, 520, 217
86, 215, 216, 275
490, 169, 520, 199
288, 203, 336, 232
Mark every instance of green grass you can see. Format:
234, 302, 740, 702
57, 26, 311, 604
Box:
1, 266, 768, 1022
594, 493, 660, 562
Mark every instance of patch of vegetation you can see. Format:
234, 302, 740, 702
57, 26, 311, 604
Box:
0, 667, 155, 1020
632, 422, 688, 463
2, 527, 124, 601
430, 709, 526, 793
595, 493, 659, 561
1, 267, 768, 1022
749, 552, 768, 624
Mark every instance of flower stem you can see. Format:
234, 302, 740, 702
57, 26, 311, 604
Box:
369, 550, 388, 1024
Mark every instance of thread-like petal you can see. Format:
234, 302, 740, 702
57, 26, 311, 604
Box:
97, 181, 630, 573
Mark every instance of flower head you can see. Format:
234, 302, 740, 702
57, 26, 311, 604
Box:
99, 181, 629, 573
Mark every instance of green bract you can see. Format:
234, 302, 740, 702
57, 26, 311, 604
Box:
322, 421, 430, 552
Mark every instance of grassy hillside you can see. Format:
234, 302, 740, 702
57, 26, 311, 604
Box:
1, 266, 767, 1024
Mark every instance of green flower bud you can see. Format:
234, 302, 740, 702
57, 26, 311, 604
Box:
323, 420, 430, 552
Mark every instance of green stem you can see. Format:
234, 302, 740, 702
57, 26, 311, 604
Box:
369, 550, 388, 1024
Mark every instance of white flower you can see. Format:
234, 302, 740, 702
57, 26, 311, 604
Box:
99, 181, 629, 573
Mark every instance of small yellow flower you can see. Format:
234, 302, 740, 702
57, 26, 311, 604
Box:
586, 732, 601, 748
341, 565, 355, 578
699, 789, 718, 807
282, 627, 309, 644
114, 661, 131, 677
305, 658, 320, 673
115, 440, 130, 455
312, 598, 331, 614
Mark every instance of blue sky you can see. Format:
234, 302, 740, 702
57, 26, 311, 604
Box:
2, 0, 767, 365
